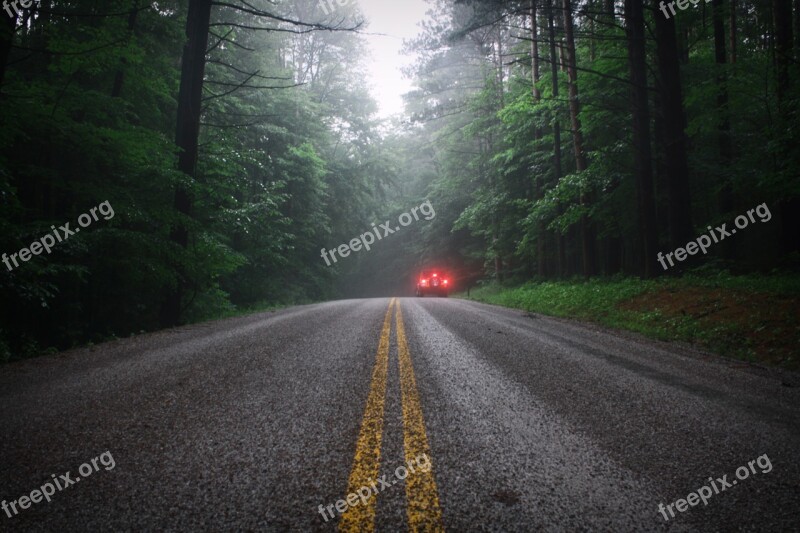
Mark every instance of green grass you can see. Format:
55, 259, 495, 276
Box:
459, 273, 800, 370
462, 277, 671, 334
214, 300, 299, 320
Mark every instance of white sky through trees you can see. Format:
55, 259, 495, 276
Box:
357, 0, 429, 118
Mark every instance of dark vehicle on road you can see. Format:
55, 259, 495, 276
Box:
416, 270, 450, 297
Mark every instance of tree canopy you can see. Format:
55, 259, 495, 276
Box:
0, 0, 797, 361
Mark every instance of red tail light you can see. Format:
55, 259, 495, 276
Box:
443, 279, 448, 285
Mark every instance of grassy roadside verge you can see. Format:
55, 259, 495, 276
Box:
459, 274, 800, 371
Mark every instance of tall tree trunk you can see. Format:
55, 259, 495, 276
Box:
774, 0, 793, 102
652, 0, 694, 251
493, 32, 505, 108
561, 0, 596, 277
548, 0, 566, 277
531, 0, 541, 103
491, 32, 504, 280
713, 0, 735, 260
774, 0, 799, 253
160, 0, 213, 328
0, 10, 17, 92
605, 0, 615, 20
531, 0, 547, 276
729, 0, 737, 63
795, 0, 800, 55
112, 2, 140, 98
625, 0, 658, 277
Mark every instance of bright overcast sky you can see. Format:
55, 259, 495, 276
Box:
356, 0, 430, 118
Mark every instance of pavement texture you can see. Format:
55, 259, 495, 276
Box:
0, 297, 798, 532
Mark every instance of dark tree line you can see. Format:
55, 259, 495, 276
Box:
0, 0, 798, 361
401, 0, 799, 282
0, 0, 394, 359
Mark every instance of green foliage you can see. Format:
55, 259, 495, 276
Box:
464, 273, 800, 369
402, 0, 799, 281
2, 0, 799, 362
0, 0, 394, 360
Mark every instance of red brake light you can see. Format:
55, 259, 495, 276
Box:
443, 279, 448, 285
433, 273, 438, 277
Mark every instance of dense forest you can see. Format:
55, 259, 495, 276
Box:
403, 0, 798, 278
1, 0, 797, 361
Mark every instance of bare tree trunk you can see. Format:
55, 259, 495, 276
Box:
774, 0, 799, 253
530, 0, 547, 276
795, 0, 800, 55
713, 0, 735, 261
112, 2, 140, 98
531, 0, 541, 102
548, 0, 566, 277
161, 0, 213, 328
774, 0, 793, 102
652, 0, 694, 251
625, 0, 658, 277
491, 31, 505, 280
0, 10, 17, 92
729, 0, 737, 63
562, 0, 596, 277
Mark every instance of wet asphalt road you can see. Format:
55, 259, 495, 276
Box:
0, 297, 798, 532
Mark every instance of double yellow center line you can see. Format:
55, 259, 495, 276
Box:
339, 298, 444, 532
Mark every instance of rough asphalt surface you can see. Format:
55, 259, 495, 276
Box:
1, 298, 798, 531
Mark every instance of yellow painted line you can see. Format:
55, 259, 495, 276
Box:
396, 300, 445, 532
339, 298, 395, 532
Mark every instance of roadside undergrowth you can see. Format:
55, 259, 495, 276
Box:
460, 274, 800, 371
